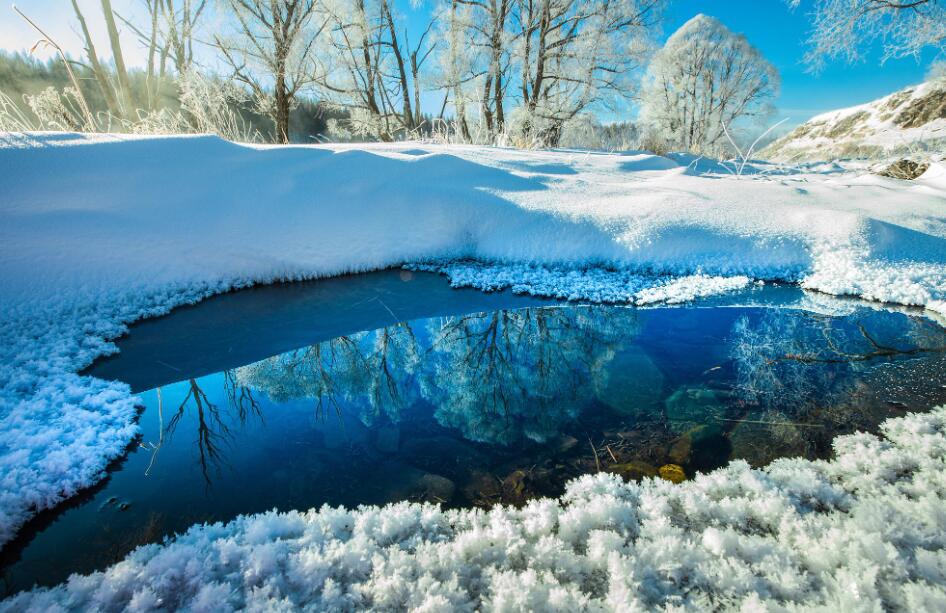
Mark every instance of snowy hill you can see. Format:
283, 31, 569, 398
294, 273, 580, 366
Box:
761, 79, 946, 162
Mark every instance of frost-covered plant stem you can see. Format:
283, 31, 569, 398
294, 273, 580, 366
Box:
13, 5, 96, 130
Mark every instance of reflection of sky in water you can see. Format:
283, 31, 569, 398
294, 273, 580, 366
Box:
3, 297, 946, 596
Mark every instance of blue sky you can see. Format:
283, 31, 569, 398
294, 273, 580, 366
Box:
1, 0, 939, 126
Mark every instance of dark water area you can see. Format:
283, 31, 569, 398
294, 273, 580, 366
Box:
3, 270, 946, 596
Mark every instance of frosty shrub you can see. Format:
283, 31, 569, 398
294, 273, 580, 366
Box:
3, 72, 262, 143
129, 71, 261, 141
0, 90, 37, 132
24, 86, 92, 132
174, 71, 261, 143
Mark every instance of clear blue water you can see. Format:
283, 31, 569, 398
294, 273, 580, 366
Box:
2, 270, 945, 595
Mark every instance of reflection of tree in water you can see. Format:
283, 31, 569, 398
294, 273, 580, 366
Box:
732, 310, 946, 407
728, 308, 946, 462
235, 323, 419, 425
224, 370, 262, 425
165, 379, 231, 487
142, 374, 263, 484
423, 307, 633, 445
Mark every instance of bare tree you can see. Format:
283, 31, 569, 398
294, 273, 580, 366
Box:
214, 0, 325, 143
513, 0, 665, 145
786, 0, 946, 69
118, 1, 208, 109
640, 14, 779, 156
316, 0, 435, 140
438, 0, 666, 145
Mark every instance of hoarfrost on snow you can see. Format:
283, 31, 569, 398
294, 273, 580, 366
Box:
0, 132, 945, 597
4, 407, 946, 611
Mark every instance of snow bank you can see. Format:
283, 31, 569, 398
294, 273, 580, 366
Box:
4, 407, 946, 611
1, 132, 945, 552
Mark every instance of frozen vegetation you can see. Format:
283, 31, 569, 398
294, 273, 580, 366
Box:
1, 132, 945, 606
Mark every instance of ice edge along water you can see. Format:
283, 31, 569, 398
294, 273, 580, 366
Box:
0, 133, 945, 608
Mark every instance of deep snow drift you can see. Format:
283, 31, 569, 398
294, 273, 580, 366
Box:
1, 132, 945, 604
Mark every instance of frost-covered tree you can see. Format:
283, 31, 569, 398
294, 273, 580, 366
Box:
315, 0, 436, 140
929, 59, 946, 81
118, 1, 208, 109
213, 0, 326, 143
640, 14, 779, 156
433, 0, 514, 142
436, 0, 666, 145
512, 0, 664, 145
787, 0, 946, 69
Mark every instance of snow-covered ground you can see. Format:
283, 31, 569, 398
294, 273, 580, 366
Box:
1, 132, 945, 607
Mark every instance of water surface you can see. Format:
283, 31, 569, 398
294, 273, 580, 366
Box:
3, 271, 945, 595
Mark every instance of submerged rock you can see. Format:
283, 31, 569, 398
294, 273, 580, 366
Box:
462, 470, 502, 506
664, 386, 729, 433
414, 473, 455, 503
658, 464, 686, 483
668, 424, 730, 472
500, 467, 562, 506
607, 461, 658, 482
595, 347, 664, 416
554, 435, 579, 453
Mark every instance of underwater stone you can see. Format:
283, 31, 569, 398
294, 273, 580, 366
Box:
555, 435, 579, 453
595, 347, 664, 416
607, 461, 659, 482
415, 473, 455, 504
658, 464, 686, 483
664, 385, 728, 433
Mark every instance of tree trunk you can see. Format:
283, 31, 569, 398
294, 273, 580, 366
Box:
383, 2, 414, 131
71, 0, 119, 116
274, 74, 290, 144
411, 52, 423, 128
100, 0, 135, 114
146, 0, 159, 109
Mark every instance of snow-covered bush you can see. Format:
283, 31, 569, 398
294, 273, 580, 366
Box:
23, 86, 92, 132
0, 70, 262, 143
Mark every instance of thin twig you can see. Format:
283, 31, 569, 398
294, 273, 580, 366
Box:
715, 417, 824, 428
588, 435, 601, 472
606, 445, 618, 463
